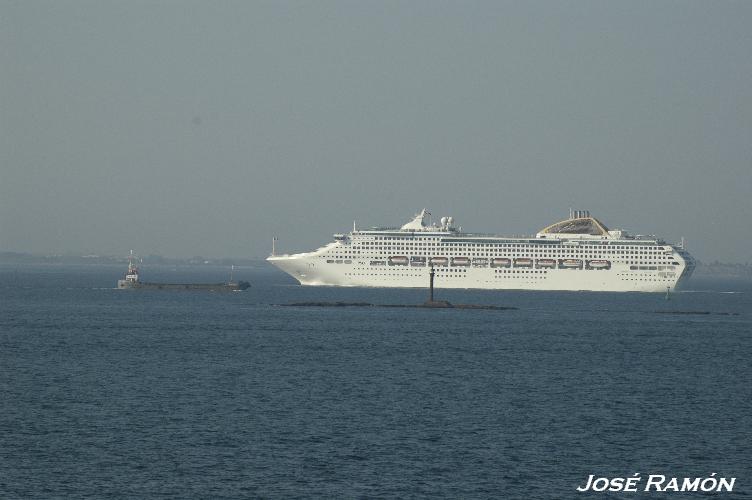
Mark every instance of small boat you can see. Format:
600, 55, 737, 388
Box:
490, 257, 511, 268
513, 258, 533, 268
586, 259, 611, 270
535, 258, 557, 268
472, 258, 489, 267
559, 259, 583, 269
388, 256, 409, 266
410, 256, 427, 267
117, 252, 249, 291
429, 256, 449, 266
370, 260, 386, 266
451, 256, 471, 267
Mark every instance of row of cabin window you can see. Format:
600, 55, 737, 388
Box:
361, 238, 664, 251
354, 244, 664, 253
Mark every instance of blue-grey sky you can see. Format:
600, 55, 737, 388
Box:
2, 1, 751, 262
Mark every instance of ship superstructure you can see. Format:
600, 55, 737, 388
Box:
117, 250, 141, 288
267, 209, 695, 292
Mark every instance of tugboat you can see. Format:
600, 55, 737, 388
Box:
117, 251, 250, 291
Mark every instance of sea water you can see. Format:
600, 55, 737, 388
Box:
1, 264, 750, 498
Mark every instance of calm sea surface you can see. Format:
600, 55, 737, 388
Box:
1, 263, 750, 499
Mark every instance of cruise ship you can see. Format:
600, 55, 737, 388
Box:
267, 209, 695, 292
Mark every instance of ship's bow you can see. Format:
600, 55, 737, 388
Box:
267, 254, 322, 285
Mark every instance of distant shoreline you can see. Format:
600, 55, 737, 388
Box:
0, 251, 265, 267
1, 251, 751, 280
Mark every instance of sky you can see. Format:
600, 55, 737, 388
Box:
2, 0, 751, 262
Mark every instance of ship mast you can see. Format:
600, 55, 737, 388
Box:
124, 250, 139, 283
128, 249, 136, 274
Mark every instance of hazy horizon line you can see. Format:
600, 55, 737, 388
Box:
2, 249, 750, 268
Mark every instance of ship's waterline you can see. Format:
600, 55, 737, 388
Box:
268, 209, 695, 292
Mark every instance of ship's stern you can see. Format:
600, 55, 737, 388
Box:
674, 248, 696, 290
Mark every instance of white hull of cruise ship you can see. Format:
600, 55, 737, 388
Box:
268, 210, 695, 293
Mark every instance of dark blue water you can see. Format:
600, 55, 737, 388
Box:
2, 264, 750, 498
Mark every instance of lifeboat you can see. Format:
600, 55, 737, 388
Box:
451, 256, 471, 267
586, 259, 611, 270
559, 259, 583, 269
535, 259, 557, 269
490, 258, 511, 268
410, 256, 426, 266
513, 258, 533, 268
429, 257, 449, 266
388, 256, 409, 266
472, 258, 489, 267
